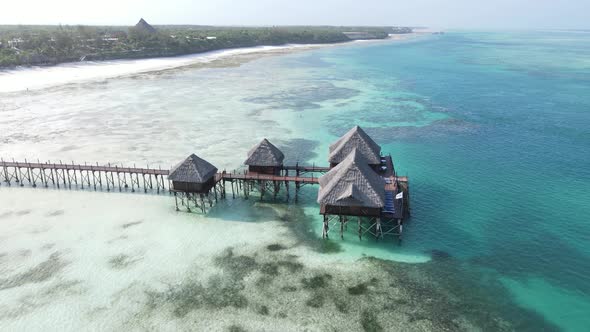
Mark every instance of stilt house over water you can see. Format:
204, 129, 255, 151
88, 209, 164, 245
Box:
244, 139, 285, 175
168, 154, 218, 193
328, 126, 381, 168
318, 149, 386, 217
318, 126, 408, 240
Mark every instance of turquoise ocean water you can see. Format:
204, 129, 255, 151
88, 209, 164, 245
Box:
1, 31, 589, 330
296, 31, 590, 330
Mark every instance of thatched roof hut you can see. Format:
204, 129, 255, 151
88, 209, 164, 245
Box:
318, 149, 385, 215
135, 18, 157, 33
169, 154, 218, 193
244, 139, 284, 174
328, 126, 381, 166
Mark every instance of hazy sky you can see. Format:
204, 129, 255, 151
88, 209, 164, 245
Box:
1, 0, 588, 29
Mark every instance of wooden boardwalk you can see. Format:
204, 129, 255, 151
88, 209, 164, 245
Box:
0, 160, 169, 175
1, 158, 407, 198
222, 172, 319, 184
1, 159, 168, 192
281, 165, 330, 174
1, 156, 409, 218
0, 158, 321, 195
2, 155, 411, 242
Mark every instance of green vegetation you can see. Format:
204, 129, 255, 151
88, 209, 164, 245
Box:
0, 23, 411, 67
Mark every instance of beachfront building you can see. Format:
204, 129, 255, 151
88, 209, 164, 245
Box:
244, 139, 285, 175
328, 126, 382, 169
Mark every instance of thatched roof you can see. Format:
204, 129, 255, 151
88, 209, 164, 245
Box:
328, 126, 381, 165
244, 139, 285, 167
318, 149, 385, 208
135, 18, 156, 33
168, 154, 218, 183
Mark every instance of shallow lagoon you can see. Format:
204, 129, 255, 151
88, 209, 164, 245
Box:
1, 31, 590, 331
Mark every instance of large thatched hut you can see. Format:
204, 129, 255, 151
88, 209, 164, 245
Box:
318, 149, 385, 217
328, 126, 381, 168
168, 154, 218, 193
135, 18, 157, 33
244, 138, 285, 175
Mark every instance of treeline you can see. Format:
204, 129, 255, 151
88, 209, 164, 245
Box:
0, 25, 410, 67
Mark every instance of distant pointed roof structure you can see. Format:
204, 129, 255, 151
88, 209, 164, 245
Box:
244, 139, 285, 167
135, 18, 156, 33
328, 126, 381, 165
168, 154, 218, 183
318, 149, 385, 208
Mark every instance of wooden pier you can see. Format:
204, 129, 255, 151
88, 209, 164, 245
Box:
1, 156, 410, 240
281, 164, 330, 175
219, 170, 319, 202
1, 126, 412, 244
0, 159, 168, 193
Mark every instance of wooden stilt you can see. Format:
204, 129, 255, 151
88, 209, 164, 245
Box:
186, 193, 191, 212
15, 166, 22, 186
40, 166, 47, 187
26, 163, 34, 187
285, 181, 290, 201
358, 217, 362, 240
72, 163, 78, 186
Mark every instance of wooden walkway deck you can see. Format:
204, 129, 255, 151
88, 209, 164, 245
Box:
2, 155, 411, 242
222, 172, 319, 184
0, 160, 169, 175
1, 157, 409, 217
1, 158, 407, 201
1, 159, 169, 192
281, 165, 330, 173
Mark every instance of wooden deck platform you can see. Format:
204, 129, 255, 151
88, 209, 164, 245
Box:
1, 159, 169, 192
282, 165, 330, 173
222, 172, 319, 184
0, 160, 169, 175
2, 155, 411, 242
2, 157, 409, 216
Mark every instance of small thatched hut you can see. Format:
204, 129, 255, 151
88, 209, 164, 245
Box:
318, 149, 385, 217
168, 154, 218, 193
244, 138, 285, 175
328, 126, 381, 168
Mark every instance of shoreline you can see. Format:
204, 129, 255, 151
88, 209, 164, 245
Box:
0, 32, 432, 93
